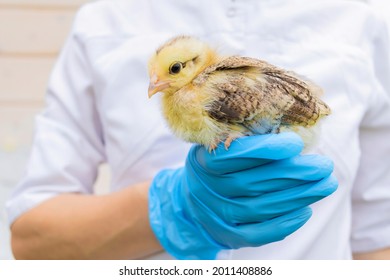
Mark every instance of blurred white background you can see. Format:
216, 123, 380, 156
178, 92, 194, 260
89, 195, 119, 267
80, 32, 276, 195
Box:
0, 0, 111, 260
0, 0, 389, 260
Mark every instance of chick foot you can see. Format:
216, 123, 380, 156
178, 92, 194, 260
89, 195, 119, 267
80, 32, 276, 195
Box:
224, 135, 240, 150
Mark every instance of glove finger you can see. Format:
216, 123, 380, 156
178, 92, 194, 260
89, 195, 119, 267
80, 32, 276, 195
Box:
186, 187, 313, 249
202, 207, 312, 249
217, 175, 338, 224
207, 154, 334, 197
191, 132, 304, 174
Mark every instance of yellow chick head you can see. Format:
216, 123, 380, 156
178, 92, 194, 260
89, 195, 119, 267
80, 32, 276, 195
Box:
148, 36, 217, 97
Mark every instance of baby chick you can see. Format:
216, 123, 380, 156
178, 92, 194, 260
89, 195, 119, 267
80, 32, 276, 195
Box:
148, 36, 331, 151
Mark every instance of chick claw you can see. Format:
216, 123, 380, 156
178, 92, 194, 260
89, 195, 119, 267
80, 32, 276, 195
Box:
208, 143, 218, 153
224, 136, 234, 150
207, 135, 238, 153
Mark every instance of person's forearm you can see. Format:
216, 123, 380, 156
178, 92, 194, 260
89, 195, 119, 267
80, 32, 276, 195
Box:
353, 247, 390, 260
10, 181, 162, 259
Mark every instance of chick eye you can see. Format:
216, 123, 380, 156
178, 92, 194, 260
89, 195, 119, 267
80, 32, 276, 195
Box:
169, 62, 183, 75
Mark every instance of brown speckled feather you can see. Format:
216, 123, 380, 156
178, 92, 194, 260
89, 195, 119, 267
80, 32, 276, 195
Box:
193, 56, 330, 134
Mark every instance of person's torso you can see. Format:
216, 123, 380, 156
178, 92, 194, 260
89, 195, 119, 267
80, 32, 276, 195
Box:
79, 0, 383, 259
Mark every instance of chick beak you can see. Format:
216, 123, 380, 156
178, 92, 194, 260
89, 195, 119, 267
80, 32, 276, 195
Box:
148, 74, 170, 98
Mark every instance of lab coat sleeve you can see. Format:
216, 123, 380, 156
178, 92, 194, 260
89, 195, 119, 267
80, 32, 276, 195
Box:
6, 8, 106, 226
350, 16, 390, 253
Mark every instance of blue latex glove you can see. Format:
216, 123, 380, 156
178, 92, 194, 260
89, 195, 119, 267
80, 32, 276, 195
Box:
149, 132, 338, 260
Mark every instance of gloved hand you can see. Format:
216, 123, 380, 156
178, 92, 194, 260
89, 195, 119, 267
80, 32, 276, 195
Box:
149, 132, 338, 260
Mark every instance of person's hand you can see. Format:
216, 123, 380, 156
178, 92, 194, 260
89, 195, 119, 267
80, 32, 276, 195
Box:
149, 132, 338, 259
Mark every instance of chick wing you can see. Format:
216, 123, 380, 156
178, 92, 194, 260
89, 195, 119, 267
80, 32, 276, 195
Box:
193, 56, 330, 135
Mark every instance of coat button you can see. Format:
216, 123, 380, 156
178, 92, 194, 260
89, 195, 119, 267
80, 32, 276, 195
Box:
227, 7, 237, 17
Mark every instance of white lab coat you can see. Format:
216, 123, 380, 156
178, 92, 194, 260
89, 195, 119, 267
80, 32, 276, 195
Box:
6, 0, 390, 259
